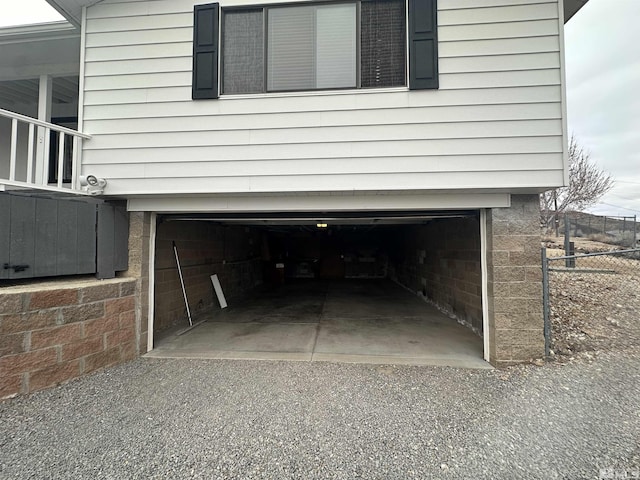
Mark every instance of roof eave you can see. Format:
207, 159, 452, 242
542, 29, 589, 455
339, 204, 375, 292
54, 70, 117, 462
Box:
46, 0, 81, 27
44, 0, 588, 33
45, 0, 105, 27
564, 0, 589, 23
0, 21, 78, 43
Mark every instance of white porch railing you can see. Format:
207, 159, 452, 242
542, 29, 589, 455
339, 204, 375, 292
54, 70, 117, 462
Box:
0, 108, 91, 193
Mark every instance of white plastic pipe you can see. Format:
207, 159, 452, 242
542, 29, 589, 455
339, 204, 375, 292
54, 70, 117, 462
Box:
173, 241, 193, 327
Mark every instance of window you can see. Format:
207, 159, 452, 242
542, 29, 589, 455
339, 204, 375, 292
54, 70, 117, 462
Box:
48, 117, 78, 184
222, 0, 403, 94
192, 0, 438, 99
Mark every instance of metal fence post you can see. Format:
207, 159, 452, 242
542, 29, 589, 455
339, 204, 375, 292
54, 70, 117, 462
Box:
541, 247, 551, 358
564, 214, 570, 255
564, 214, 575, 268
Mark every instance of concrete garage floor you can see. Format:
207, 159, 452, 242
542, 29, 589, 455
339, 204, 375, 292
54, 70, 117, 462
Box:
147, 280, 490, 369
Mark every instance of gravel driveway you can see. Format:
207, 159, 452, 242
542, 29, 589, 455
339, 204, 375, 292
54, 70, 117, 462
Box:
1, 352, 639, 479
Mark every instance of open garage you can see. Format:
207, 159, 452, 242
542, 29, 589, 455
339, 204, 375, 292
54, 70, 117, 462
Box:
147, 211, 488, 368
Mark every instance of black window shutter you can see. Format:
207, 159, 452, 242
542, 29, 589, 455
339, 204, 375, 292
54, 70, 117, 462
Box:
408, 0, 438, 90
192, 3, 219, 99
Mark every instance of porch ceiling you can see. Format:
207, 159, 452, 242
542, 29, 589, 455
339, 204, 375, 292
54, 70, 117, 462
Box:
0, 77, 79, 110
0, 22, 80, 82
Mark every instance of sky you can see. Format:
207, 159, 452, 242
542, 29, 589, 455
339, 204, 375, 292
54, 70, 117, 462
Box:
1, 0, 638, 217
0, 0, 64, 27
565, 0, 640, 218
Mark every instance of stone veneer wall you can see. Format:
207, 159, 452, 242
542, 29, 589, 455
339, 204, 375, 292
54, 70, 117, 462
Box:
487, 194, 544, 366
390, 217, 483, 333
0, 277, 138, 399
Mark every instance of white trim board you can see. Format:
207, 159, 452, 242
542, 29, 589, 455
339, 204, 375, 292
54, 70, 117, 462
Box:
480, 208, 490, 362
147, 212, 157, 353
127, 193, 511, 213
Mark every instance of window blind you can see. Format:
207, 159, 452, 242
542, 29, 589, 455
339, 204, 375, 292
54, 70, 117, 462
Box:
268, 6, 316, 91
316, 4, 357, 89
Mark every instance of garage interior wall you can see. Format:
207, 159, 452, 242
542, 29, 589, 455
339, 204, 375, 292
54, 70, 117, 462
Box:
154, 221, 263, 332
152, 214, 483, 337
389, 217, 483, 333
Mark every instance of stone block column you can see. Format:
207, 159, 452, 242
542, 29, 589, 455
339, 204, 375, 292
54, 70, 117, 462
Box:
486, 194, 544, 366
122, 212, 152, 355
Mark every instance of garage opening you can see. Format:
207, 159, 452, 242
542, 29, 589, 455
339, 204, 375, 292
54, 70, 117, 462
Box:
148, 211, 488, 368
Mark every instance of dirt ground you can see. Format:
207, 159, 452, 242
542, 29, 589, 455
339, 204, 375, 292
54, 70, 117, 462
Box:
543, 236, 630, 254
544, 238, 640, 363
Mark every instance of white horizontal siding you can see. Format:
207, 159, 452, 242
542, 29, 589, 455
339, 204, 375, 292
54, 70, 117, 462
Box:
439, 0, 554, 8
440, 52, 560, 73
85, 13, 192, 33
84, 153, 563, 177
85, 120, 562, 150
84, 103, 562, 132
438, 3, 559, 25
81, 0, 566, 197
83, 68, 561, 91
85, 28, 191, 48
440, 19, 558, 41
90, 0, 556, 19
439, 36, 560, 57
85, 42, 192, 62
83, 52, 561, 77
88, 1, 182, 19
84, 85, 562, 109
438, 0, 555, 8
84, 35, 561, 62
84, 136, 563, 163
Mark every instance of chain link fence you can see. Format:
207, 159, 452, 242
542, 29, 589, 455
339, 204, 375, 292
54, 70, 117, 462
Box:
543, 210, 638, 248
542, 248, 640, 358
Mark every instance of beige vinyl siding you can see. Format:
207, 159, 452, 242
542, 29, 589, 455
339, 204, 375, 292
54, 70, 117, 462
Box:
81, 0, 566, 196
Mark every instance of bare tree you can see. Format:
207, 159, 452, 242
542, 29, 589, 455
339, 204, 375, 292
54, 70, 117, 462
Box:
541, 135, 614, 232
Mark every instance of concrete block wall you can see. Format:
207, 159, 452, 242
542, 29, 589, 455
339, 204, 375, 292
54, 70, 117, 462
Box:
0, 278, 138, 399
390, 217, 483, 333
487, 194, 544, 366
154, 221, 264, 332
124, 212, 151, 354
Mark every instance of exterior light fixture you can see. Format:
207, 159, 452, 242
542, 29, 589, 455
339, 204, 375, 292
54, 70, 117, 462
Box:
316, 223, 328, 228
79, 175, 108, 195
